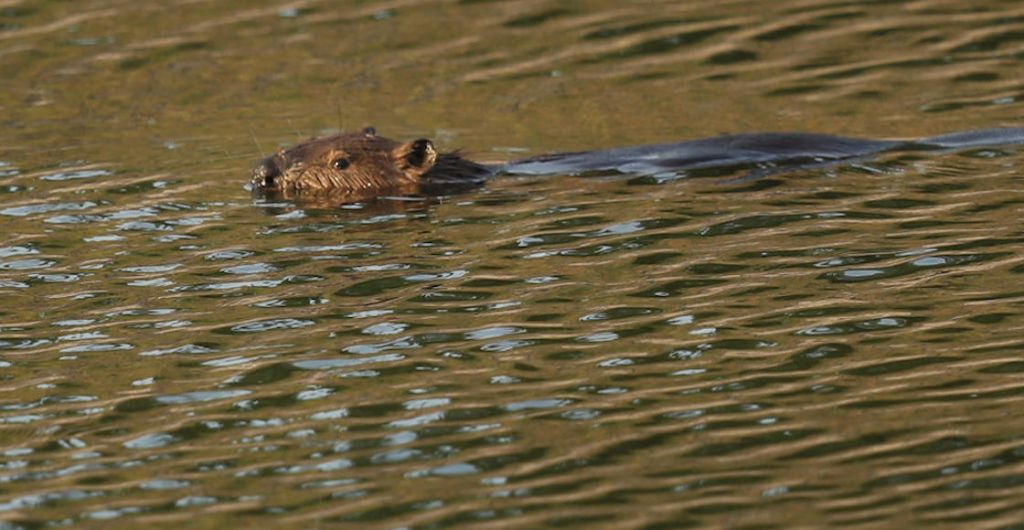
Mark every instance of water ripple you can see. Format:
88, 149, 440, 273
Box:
2, 1, 1024, 528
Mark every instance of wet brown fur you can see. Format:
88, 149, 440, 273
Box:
251, 128, 492, 203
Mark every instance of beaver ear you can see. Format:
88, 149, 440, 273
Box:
362, 126, 376, 137
408, 139, 437, 168
397, 139, 437, 175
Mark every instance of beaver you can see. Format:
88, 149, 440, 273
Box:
251, 126, 1024, 202
250, 127, 492, 204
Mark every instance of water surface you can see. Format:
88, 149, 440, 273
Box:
2, 0, 1024, 528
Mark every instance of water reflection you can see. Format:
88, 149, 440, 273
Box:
2, 0, 1024, 528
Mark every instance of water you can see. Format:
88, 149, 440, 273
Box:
2, 0, 1024, 528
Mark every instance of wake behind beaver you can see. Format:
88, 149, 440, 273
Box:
250, 127, 1024, 204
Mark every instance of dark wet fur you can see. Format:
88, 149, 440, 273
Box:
418, 152, 493, 193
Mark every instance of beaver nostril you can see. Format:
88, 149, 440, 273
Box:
252, 157, 281, 189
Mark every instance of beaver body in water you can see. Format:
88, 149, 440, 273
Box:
251, 127, 1024, 203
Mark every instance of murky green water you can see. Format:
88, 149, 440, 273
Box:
2, 0, 1024, 528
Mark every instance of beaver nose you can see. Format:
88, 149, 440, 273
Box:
252, 157, 280, 188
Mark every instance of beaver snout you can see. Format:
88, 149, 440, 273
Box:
251, 156, 281, 189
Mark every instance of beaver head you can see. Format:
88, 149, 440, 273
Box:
251, 127, 441, 196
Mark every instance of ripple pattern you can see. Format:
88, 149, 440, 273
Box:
2, 0, 1024, 529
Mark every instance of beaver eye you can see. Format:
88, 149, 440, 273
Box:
332, 158, 350, 170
